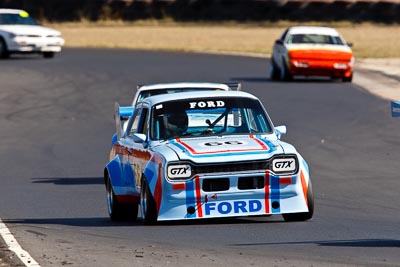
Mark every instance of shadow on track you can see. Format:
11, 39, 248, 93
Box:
230, 239, 400, 248
2, 215, 286, 228
31, 177, 103, 185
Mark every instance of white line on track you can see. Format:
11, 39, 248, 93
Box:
0, 218, 40, 267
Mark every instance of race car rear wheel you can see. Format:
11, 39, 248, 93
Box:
140, 177, 157, 225
282, 179, 314, 222
106, 178, 138, 221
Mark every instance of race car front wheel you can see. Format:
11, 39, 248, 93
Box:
282, 179, 314, 222
0, 38, 10, 59
269, 59, 280, 81
140, 177, 157, 225
106, 178, 138, 221
342, 73, 353, 82
280, 59, 293, 81
43, 52, 55, 58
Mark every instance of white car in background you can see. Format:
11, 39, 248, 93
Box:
111, 82, 239, 146
270, 26, 354, 82
0, 8, 65, 58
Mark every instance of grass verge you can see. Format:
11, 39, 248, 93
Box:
46, 21, 400, 58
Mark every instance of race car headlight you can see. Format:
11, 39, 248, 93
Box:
271, 156, 298, 174
167, 164, 192, 180
293, 61, 310, 68
333, 63, 349, 69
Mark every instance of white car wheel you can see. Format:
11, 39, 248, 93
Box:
43, 52, 55, 58
0, 38, 10, 59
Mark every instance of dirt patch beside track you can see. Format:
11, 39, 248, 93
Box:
355, 58, 400, 101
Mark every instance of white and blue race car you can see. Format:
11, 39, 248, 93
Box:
104, 90, 313, 224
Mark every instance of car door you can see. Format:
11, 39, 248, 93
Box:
125, 104, 152, 190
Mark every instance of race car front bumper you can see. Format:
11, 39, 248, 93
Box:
289, 59, 353, 78
156, 170, 310, 221
8, 36, 64, 53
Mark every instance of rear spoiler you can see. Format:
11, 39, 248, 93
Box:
119, 105, 135, 117
114, 102, 135, 140
137, 83, 241, 91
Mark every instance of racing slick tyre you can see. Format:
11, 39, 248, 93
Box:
282, 179, 314, 222
269, 59, 280, 81
140, 177, 157, 225
342, 73, 353, 82
43, 52, 55, 58
0, 38, 10, 59
106, 178, 138, 221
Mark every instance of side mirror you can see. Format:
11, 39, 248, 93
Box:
275, 125, 287, 139
347, 42, 353, 47
275, 39, 283, 45
133, 133, 147, 143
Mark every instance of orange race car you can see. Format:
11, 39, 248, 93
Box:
269, 26, 354, 82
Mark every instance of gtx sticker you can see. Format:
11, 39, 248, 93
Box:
272, 158, 296, 172
189, 100, 225, 109
167, 164, 192, 178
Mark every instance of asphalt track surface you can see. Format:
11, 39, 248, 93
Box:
0, 48, 399, 267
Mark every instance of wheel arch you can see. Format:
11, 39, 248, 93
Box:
104, 156, 123, 190
0, 35, 10, 56
0, 34, 9, 46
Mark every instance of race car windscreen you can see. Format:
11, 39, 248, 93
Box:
0, 13, 38, 25
151, 97, 273, 140
287, 34, 344, 45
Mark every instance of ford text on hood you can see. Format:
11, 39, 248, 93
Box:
104, 90, 314, 224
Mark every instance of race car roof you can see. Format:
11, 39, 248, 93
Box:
288, 26, 340, 36
140, 90, 258, 106
0, 9, 25, 14
137, 82, 230, 92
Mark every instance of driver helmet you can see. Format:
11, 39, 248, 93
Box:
163, 110, 188, 138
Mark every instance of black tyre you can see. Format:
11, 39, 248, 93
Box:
342, 73, 353, 82
43, 52, 55, 58
283, 179, 314, 222
140, 177, 157, 225
0, 38, 10, 59
106, 178, 138, 221
269, 59, 280, 81
280, 59, 292, 81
